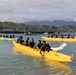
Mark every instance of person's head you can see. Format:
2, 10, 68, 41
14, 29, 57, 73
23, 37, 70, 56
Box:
38, 40, 41, 43
20, 36, 23, 40
27, 37, 29, 40
42, 40, 46, 45
31, 38, 34, 42
19, 36, 21, 39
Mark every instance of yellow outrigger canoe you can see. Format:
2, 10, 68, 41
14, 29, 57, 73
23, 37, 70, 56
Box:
13, 41, 74, 62
0, 37, 18, 41
42, 36, 76, 42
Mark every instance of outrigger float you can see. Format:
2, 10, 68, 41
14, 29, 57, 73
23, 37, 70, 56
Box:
13, 41, 74, 62
42, 36, 76, 42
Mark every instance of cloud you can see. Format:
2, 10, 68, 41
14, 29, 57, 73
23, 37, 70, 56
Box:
0, 0, 76, 22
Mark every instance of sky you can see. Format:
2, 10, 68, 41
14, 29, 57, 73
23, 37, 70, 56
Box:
0, 0, 76, 22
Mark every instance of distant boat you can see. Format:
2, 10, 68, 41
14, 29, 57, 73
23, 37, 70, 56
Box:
42, 36, 76, 42
44, 32, 48, 34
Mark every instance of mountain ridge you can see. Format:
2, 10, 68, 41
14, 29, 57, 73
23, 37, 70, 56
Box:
24, 20, 76, 26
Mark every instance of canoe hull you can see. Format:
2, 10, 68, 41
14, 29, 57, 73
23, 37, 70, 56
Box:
42, 36, 76, 42
13, 41, 74, 62
0, 37, 18, 41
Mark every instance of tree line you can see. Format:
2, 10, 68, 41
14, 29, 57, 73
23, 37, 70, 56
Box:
0, 21, 76, 32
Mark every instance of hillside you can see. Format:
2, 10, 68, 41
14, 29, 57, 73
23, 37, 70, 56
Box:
0, 21, 76, 32
24, 20, 76, 26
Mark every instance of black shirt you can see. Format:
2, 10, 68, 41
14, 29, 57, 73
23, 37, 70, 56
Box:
29, 42, 35, 48
37, 43, 43, 49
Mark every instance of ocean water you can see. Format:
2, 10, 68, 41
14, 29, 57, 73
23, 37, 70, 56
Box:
0, 33, 76, 75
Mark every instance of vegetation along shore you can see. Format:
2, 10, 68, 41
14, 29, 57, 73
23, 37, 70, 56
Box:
0, 21, 76, 34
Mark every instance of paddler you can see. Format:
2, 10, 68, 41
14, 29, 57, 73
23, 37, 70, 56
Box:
37, 40, 43, 49
40, 40, 51, 58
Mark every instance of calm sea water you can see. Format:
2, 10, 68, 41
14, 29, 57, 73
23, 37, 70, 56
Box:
0, 33, 76, 75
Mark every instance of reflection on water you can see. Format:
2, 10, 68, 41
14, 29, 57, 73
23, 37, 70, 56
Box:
13, 46, 74, 75
45, 59, 73, 75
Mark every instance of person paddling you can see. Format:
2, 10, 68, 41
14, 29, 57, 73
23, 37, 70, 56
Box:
29, 38, 35, 48
16, 36, 21, 43
37, 40, 43, 49
19, 36, 24, 44
40, 40, 51, 58
16, 36, 24, 44
25, 37, 29, 46
40, 40, 46, 58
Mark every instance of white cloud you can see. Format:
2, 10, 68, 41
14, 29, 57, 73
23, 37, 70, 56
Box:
0, 0, 76, 22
